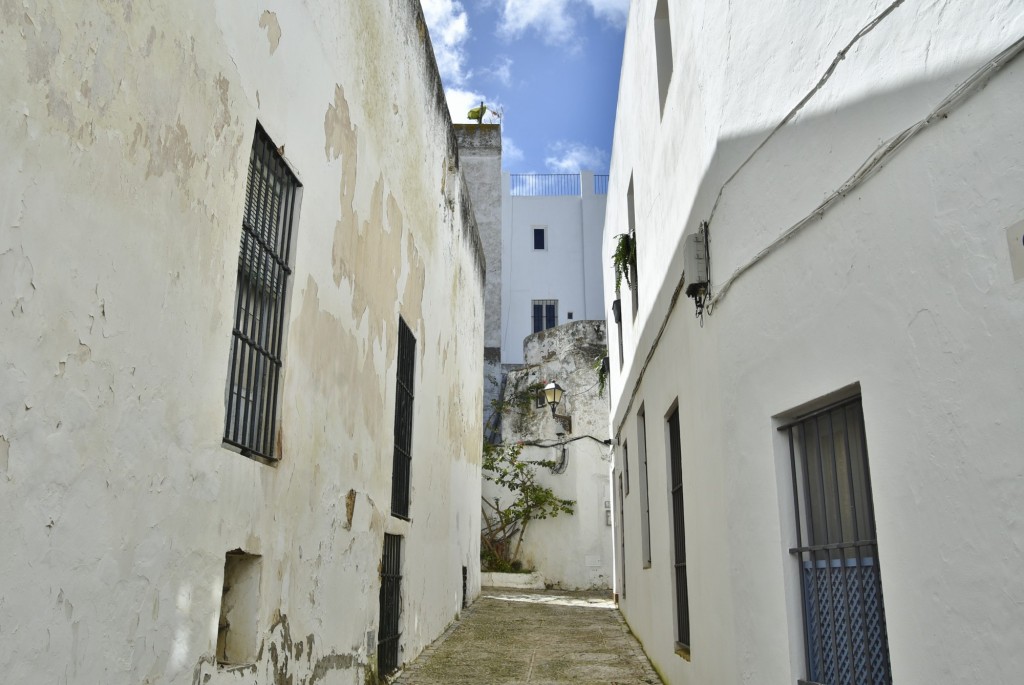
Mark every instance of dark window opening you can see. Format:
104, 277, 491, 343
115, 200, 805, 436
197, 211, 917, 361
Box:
378, 534, 403, 676
667, 406, 689, 649
391, 319, 416, 518
781, 397, 892, 685
533, 227, 546, 249
224, 123, 301, 461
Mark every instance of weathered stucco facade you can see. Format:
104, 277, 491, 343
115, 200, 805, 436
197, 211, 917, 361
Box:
0, 1, 484, 683
453, 124, 503, 438
605, 1, 1024, 684
487, 321, 613, 590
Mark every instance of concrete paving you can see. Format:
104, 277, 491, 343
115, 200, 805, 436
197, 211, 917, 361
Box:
393, 589, 663, 685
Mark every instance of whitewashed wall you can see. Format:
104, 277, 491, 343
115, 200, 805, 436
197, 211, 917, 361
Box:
0, 1, 483, 683
501, 173, 607, 364
486, 321, 613, 590
605, 1, 1024, 683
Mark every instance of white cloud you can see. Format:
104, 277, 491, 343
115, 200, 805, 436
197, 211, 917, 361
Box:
498, 0, 575, 44
503, 137, 525, 162
421, 0, 471, 85
497, 0, 629, 44
544, 141, 609, 172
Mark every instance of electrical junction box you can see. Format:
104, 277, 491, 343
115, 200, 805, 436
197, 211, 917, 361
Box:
683, 231, 709, 297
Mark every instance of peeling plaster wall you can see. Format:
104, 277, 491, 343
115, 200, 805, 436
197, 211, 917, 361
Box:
487, 321, 613, 590
0, 1, 483, 683
605, 1, 1024, 683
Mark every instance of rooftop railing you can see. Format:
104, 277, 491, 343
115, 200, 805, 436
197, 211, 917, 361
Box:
509, 173, 610, 196
510, 174, 580, 196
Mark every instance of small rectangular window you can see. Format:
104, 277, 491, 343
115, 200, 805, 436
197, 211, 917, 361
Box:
531, 299, 558, 333
391, 319, 416, 518
223, 124, 301, 461
533, 226, 546, 250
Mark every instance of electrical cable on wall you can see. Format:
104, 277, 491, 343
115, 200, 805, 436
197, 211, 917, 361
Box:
612, 32, 1024, 442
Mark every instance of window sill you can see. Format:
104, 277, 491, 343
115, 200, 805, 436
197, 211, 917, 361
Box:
674, 643, 691, 661
221, 440, 279, 467
218, 661, 257, 672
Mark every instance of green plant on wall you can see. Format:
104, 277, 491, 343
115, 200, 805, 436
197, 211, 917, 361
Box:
481, 441, 575, 572
611, 232, 635, 293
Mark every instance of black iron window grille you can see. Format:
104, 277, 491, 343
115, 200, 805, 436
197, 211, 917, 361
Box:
667, 407, 690, 650
390, 319, 416, 518
532, 299, 557, 333
378, 533, 403, 676
223, 124, 300, 460
780, 397, 892, 685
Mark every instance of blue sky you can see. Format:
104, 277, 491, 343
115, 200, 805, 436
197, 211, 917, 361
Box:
421, 0, 628, 174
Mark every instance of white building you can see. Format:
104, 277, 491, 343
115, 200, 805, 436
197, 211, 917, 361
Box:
501, 172, 608, 364
487, 321, 614, 590
0, 2, 485, 683
605, 1, 1024, 684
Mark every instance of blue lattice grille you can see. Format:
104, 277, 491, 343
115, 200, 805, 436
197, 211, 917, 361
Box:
802, 557, 892, 684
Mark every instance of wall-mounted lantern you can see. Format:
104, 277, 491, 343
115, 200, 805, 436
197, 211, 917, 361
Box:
543, 381, 564, 416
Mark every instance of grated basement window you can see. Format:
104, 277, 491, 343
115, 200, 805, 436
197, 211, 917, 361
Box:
390, 318, 416, 518
378, 534, 403, 676
223, 124, 301, 461
780, 397, 893, 685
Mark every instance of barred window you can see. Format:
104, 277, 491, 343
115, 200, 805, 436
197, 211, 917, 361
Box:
223, 124, 300, 460
667, 406, 690, 652
780, 397, 892, 685
391, 318, 416, 518
532, 299, 558, 333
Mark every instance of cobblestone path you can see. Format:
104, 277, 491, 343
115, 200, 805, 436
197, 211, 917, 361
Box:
393, 589, 663, 685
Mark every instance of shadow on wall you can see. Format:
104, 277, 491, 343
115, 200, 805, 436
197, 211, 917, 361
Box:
625, 56, 1012, 358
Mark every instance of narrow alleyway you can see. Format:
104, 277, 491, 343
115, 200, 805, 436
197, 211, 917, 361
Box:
394, 589, 662, 684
